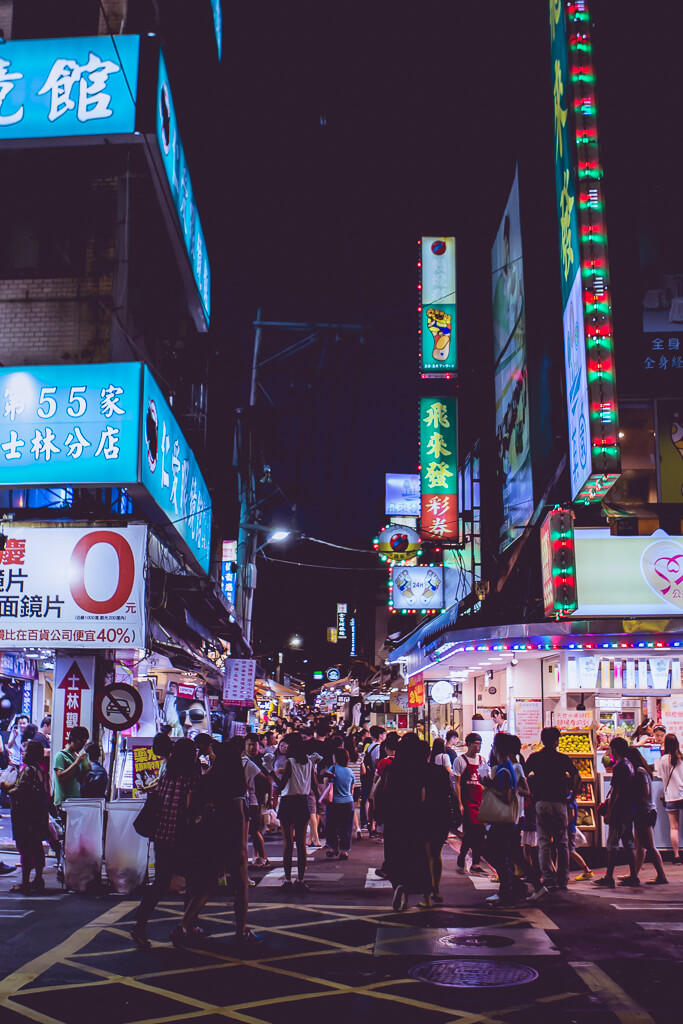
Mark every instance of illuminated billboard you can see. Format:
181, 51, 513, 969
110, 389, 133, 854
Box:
419, 397, 458, 541
0, 364, 211, 573
563, 269, 591, 496
390, 565, 444, 611
491, 168, 533, 551
550, 0, 619, 502
419, 237, 456, 375
385, 473, 420, 516
211, 0, 223, 61
0, 35, 141, 142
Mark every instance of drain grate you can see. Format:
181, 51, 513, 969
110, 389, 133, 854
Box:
409, 958, 539, 988
438, 933, 515, 949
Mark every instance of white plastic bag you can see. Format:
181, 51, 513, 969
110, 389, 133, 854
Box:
62, 798, 104, 892
104, 800, 149, 894
574, 827, 588, 847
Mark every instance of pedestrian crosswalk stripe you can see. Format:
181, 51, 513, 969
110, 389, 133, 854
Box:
364, 869, 391, 889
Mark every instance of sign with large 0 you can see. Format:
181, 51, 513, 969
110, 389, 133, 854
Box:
0, 364, 211, 573
0, 525, 146, 649
0, 36, 210, 330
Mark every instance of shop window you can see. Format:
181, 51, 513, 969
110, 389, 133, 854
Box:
11, 0, 100, 38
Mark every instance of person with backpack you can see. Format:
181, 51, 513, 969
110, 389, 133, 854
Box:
453, 733, 489, 875
363, 726, 385, 836
80, 743, 108, 798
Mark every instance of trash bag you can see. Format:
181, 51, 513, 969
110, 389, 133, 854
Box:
105, 800, 149, 894
62, 798, 104, 893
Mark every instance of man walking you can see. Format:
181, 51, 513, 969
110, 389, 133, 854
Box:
454, 733, 489, 875
524, 727, 579, 895
593, 736, 639, 889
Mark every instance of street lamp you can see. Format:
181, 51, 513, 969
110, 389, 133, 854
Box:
236, 523, 294, 646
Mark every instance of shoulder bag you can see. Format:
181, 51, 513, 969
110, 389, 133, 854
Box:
478, 777, 519, 825
319, 768, 335, 806
133, 788, 162, 839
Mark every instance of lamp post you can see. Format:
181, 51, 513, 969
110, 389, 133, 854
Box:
235, 523, 291, 648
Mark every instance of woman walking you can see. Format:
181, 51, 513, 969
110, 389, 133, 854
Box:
278, 732, 317, 890
377, 733, 431, 911
323, 748, 355, 861
424, 740, 453, 906
656, 734, 683, 863
1, 741, 50, 894
483, 732, 519, 907
345, 736, 364, 839
625, 746, 668, 884
130, 739, 199, 949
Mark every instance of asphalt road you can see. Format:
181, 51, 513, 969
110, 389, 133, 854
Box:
0, 826, 682, 1024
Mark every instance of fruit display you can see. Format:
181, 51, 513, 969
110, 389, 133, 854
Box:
558, 732, 593, 754
577, 781, 595, 804
574, 757, 594, 779
576, 806, 595, 829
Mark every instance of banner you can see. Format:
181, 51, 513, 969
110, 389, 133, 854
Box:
0, 525, 146, 649
408, 673, 425, 707
515, 700, 543, 746
391, 565, 444, 610
223, 659, 256, 707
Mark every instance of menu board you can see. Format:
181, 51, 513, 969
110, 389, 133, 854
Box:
555, 710, 593, 732
515, 700, 542, 747
661, 696, 683, 738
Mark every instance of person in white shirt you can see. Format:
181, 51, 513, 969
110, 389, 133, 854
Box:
656, 733, 683, 864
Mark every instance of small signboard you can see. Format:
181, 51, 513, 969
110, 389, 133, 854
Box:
223, 659, 256, 707
95, 682, 143, 731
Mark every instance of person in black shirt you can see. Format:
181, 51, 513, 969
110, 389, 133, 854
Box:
524, 727, 579, 893
594, 736, 638, 889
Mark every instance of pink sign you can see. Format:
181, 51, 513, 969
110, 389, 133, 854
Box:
555, 709, 593, 732
515, 700, 542, 747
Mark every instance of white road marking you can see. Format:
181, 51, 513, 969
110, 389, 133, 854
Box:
364, 869, 392, 889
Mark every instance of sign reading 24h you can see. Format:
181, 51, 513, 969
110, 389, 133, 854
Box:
0, 36, 140, 141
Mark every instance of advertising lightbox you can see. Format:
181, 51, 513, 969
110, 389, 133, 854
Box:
211, 0, 223, 60
391, 565, 444, 610
491, 168, 533, 550
0, 525, 147, 649
656, 399, 683, 502
419, 397, 458, 541
385, 473, 420, 516
0, 364, 212, 574
420, 237, 456, 374
0, 35, 141, 142
573, 528, 683, 616
550, 0, 619, 502
155, 53, 211, 328
564, 269, 591, 498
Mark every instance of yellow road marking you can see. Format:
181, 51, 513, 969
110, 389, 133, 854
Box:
570, 961, 656, 1024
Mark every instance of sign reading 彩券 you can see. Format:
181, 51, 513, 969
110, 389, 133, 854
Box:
0, 525, 146, 650
419, 397, 458, 541
0, 35, 141, 142
0, 364, 211, 573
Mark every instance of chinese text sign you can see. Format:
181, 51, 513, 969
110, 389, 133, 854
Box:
0, 35, 140, 141
420, 237, 456, 373
223, 659, 256, 707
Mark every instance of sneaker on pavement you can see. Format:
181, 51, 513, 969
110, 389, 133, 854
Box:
375, 868, 388, 880
526, 886, 549, 902
618, 876, 641, 887
0, 862, 17, 875
593, 876, 615, 888
574, 870, 594, 881
469, 865, 488, 876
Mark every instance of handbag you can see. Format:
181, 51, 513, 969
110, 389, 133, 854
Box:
320, 769, 335, 806
133, 789, 161, 838
478, 785, 518, 825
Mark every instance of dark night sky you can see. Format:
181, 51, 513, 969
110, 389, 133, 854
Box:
192, 1, 683, 663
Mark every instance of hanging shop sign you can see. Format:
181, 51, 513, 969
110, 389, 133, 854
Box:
390, 565, 444, 612
573, 528, 683, 616
419, 237, 457, 375
95, 682, 144, 731
154, 52, 211, 328
375, 524, 421, 563
430, 679, 454, 705
419, 396, 458, 541
385, 473, 421, 517
408, 673, 425, 707
0, 653, 37, 679
0, 364, 211, 573
491, 167, 534, 551
0, 525, 146, 650
540, 508, 578, 618
0, 35, 141, 142
550, 0, 619, 502
220, 539, 237, 606
223, 659, 256, 707
337, 603, 348, 639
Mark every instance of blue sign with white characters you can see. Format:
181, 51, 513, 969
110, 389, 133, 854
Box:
221, 562, 236, 607
141, 367, 212, 574
211, 0, 223, 61
0, 363, 141, 485
155, 53, 211, 327
0, 35, 140, 141
0, 363, 212, 573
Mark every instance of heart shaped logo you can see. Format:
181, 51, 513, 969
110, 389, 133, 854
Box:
641, 539, 683, 609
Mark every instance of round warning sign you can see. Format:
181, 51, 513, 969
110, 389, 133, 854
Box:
95, 683, 143, 731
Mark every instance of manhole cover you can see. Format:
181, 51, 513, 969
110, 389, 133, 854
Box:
438, 933, 515, 949
409, 959, 539, 988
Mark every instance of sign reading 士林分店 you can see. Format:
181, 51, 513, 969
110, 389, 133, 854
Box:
0, 36, 210, 330
0, 364, 211, 574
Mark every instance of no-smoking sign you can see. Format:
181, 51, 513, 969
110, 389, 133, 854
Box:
95, 682, 143, 731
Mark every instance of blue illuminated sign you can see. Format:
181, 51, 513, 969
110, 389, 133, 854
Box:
0, 35, 140, 141
0, 363, 212, 573
211, 0, 223, 61
0, 364, 141, 485
221, 563, 236, 606
385, 473, 421, 516
155, 53, 211, 327
141, 367, 211, 574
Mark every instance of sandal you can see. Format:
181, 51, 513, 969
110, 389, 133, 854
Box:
9, 884, 31, 895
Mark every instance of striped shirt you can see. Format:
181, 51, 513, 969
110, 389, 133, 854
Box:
349, 757, 363, 788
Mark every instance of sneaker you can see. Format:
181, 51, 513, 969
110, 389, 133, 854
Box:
431, 893, 444, 904
281, 879, 293, 889
618, 876, 641, 887
338, 852, 349, 861
469, 865, 488, 876
526, 885, 549, 902
645, 877, 669, 885
248, 878, 256, 887
574, 870, 594, 881
485, 893, 501, 905
294, 879, 311, 891
375, 868, 388, 880
168, 925, 187, 949
592, 876, 615, 889
0, 862, 17, 875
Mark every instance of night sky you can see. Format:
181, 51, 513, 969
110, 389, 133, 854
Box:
195, 1, 683, 668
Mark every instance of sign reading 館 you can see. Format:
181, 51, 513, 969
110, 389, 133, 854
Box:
0, 525, 146, 649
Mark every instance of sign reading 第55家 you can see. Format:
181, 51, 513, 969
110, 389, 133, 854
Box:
0, 525, 146, 649
420, 238, 456, 374
0, 35, 140, 141
419, 397, 458, 540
